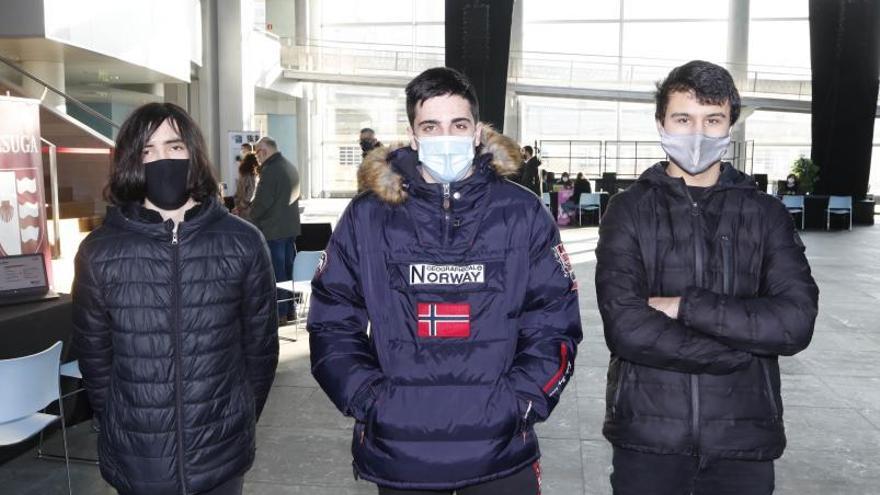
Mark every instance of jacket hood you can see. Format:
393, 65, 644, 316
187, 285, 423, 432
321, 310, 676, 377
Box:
638, 161, 757, 196
357, 124, 522, 204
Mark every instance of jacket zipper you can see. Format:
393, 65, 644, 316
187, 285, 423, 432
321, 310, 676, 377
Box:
688, 192, 702, 456
171, 229, 188, 494
442, 183, 451, 245
611, 360, 627, 418
721, 235, 732, 296
759, 360, 780, 420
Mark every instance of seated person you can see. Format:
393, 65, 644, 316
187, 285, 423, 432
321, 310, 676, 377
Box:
780, 174, 800, 195
562, 172, 593, 214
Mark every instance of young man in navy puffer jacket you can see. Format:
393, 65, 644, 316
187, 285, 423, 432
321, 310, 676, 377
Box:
308, 67, 583, 494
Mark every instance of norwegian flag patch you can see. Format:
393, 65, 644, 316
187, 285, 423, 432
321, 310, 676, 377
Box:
417, 302, 471, 338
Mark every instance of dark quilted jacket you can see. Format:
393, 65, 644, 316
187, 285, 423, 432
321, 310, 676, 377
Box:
72, 198, 279, 495
596, 162, 819, 460
308, 129, 583, 490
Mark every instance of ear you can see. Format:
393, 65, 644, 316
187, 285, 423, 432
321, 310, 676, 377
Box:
474, 122, 484, 148
655, 120, 665, 133
407, 125, 417, 151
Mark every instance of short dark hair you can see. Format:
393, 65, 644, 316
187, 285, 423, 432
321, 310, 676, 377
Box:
241, 142, 253, 151
360, 128, 374, 135
655, 60, 741, 126
405, 67, 479, 126
523, 145, 534, 156
106, 102, 219, 206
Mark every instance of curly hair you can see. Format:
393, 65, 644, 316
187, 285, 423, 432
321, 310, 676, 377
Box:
655, 60, 741, 126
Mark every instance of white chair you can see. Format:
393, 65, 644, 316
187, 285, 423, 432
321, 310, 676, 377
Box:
577, 193, 602, 225
37, 359, 98, 465
0, 341, 72, 495
541, 193, 551, 211
276, 250, 324, 341
826, 195, 852, 230
781, 195, 805, 230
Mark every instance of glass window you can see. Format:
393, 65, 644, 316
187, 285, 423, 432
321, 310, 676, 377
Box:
523, 22, 620, 57
748, 20, 811, 72
623, 0, 728, 20
621, 21, 728, 62
525, 0, 620, 22
750, 0, 808, 19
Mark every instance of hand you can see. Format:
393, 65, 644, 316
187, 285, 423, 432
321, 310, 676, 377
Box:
648, 296, 681, 319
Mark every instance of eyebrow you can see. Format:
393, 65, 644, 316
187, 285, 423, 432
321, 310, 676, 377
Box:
669, 112, 727, 119
416, 117, 474, 127
143, 138, 184, 148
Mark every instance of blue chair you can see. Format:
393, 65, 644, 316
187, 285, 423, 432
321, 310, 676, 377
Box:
541, 193, 551, 211
0, 341, 72, 495
781, 195, 805, 230
826, 195, 852, 230
577, 193, 602, 225
277, 250, 325, 341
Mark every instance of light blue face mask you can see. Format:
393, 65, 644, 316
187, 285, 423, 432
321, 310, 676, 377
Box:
416, 135, 476, 183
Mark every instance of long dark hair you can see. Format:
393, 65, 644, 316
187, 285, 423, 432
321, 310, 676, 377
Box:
105, 102, 219, 206
239, 152, 259, 176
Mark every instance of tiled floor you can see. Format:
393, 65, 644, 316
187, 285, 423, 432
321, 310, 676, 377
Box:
3, 224, 880, 494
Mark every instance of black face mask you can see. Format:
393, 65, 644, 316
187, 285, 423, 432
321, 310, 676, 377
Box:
360, 138, 375, 152
144, 158, 190, 210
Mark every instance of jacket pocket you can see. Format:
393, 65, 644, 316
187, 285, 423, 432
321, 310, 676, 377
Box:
758, 359, 780, 420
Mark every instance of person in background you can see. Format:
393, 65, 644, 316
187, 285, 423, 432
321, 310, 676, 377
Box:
559, 172, 573, 189
252, 136, 302, 326
233, 152, 259, 220
780, 173, 800, 195
360, 128, 382, 159
72, 102, 279, 495
520, 145, 541, 196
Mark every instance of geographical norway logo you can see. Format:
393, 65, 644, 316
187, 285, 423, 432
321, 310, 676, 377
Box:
417, 302, 471, 338
409, 263, 485, 285
552, 243, 577, 289
315, 251, 328, 278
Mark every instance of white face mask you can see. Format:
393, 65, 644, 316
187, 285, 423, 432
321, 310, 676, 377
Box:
658, 126, 731, 175
416, 135, 476, 183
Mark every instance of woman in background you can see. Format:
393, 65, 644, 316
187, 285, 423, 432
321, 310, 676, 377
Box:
234, 152, 259, 220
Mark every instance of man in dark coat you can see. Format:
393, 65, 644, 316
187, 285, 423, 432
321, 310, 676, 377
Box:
308, 67, 582, 494
596, 60, 818, 494
520, 145, 541, 196
252, 136, 301, 325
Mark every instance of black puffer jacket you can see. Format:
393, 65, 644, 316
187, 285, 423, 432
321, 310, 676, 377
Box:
72, 198, 279, 495
596, 162, 818, 460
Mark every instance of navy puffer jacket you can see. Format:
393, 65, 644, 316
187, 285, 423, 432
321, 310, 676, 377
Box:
596, 162, 819, 460
72, 198, 279, 495
308, 128, 583, 490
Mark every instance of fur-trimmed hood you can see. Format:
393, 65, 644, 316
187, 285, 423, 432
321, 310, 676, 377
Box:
357, 124, 522, 204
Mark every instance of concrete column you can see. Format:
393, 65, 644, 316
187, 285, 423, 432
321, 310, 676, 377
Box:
727, 0, 750, 170
503, 0, 523, 142
197, 0, 221, 169
217, 0, 256, 186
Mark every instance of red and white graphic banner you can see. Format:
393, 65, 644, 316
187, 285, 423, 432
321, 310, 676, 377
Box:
0, 97, 50, 262
417, 302, 471, 338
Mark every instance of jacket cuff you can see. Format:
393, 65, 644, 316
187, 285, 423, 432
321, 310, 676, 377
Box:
679, 286, 718, 331
348, 378, 383, 422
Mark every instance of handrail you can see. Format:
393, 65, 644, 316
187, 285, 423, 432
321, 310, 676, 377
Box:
0, 55, 121, 130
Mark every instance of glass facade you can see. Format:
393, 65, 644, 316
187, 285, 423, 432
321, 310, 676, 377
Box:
295, 0, 877, 197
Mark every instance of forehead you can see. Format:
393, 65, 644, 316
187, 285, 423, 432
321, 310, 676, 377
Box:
665, 90, 730, 116
147, 119, 181, 143
413, 94, 474, 123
